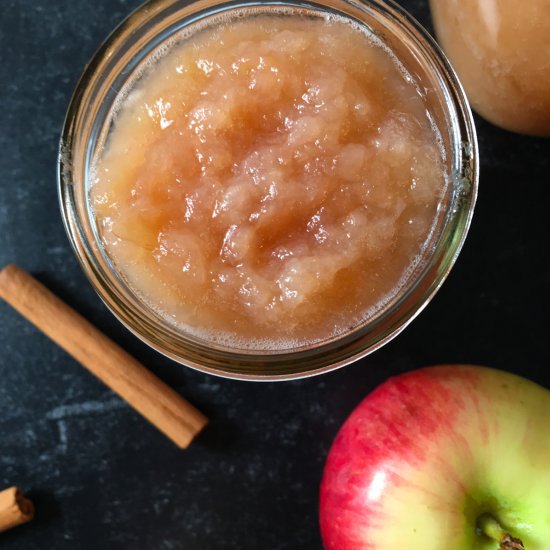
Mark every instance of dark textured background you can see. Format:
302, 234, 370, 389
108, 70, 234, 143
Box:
0, 0, 548, 548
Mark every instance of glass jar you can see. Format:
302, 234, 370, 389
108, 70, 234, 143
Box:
58, 0, 478, 380
429, 0, 550, 136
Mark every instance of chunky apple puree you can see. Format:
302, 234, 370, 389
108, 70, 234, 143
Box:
91, 14, 446, 350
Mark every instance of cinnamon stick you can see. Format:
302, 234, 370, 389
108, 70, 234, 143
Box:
0, 264, 207, 449
0, 487, 34, 533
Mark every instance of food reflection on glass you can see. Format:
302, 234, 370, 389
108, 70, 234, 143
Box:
92, 14, 447, 351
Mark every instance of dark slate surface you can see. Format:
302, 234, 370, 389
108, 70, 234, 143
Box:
0, 0, 548, 548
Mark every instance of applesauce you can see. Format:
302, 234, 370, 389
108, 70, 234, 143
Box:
430, 0, 550, 136
91, 14, 446, 350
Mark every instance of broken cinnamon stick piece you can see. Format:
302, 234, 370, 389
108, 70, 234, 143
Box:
0, 264, 208, 448
0, 487, 34, 533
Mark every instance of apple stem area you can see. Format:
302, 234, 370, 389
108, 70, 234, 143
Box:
476, 514, 525, 550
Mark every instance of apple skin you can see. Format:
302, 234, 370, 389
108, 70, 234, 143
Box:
320, 365, 550, 549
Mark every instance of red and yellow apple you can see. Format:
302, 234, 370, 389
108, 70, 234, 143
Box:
320, 365, 550, 549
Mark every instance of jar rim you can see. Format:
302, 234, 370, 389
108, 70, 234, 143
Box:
58, 0, 479, 381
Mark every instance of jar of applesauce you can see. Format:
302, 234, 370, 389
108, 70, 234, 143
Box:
429, 0, 550, 136
59, 0, 478, 380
